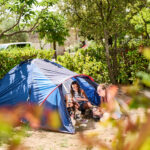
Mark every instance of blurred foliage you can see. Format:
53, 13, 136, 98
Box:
0, 47, 54, 79
80, 47, 150, 150
0, 104, 61, 149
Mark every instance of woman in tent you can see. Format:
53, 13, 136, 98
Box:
70, 81, 92, 114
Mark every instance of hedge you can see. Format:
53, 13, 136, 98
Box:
0, 47, 54, 79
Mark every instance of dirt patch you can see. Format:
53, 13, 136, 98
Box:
23, 130, 87, 150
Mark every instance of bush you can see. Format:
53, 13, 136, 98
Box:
0, 47, 54, 79
118, 49, 149, 84
57, 44, 148, 84
57, 48, 109, 83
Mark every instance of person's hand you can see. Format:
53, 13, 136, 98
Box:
76, 97, 88, 101
76, 97, 81, 101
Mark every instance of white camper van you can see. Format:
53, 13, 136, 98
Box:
0, 42, 32, 51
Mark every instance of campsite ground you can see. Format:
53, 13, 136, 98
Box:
22, 108, 145, 150
0, 130, 88, 150
0, 108, 145, 150
22, 125, 114, 150
23, 130, 88, 150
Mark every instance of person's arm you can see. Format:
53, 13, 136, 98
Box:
65, 94, 73, 107
65, 95, 69, 107
76, 89, 88, 101
106, 85, 118, 112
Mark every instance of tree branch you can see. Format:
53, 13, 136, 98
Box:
4, 21, 39, 37
72, 0, 82, 20
106, 0, 114, 22
96, 0, 105, 23
0, 5, 26, 37
0, 4, 49, 38
106, 0, 110, 13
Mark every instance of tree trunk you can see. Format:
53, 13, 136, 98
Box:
104, 31, 116, 84
53, 41, 57, 60
111, 34, 118, 83
145, 23, 150, 39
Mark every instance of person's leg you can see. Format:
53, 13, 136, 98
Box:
72, 102, 81, 119
78, 102, 85, 115
74, 102, 80, 109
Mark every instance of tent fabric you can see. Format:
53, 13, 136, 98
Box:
0, 59, 100, 134
75, 77, 100, 106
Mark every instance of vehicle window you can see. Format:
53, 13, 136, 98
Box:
16, 44, 30, 47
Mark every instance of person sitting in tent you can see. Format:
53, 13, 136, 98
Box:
70, 81, 92, 116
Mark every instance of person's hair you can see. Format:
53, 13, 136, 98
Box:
70, 81, 81, 98
98, 83, 110, 102
98, 83, 109, 90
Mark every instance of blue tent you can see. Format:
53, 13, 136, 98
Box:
0, 59, 100, 133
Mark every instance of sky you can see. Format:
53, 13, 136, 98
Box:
35, 0, 58, 12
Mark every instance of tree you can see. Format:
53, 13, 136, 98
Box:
0, 0, 58, 39
130, 7, 150, 40
61, 0, 149, 83
36, 11, 69, 59
0, 18, 28, 43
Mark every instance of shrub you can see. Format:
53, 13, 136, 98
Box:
58, 43, 148, 84
57, 48, 109, 83
0, 47, 54, 79
118, 49, 149, 84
